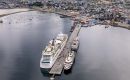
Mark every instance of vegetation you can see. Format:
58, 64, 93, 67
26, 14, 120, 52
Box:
32, 2, 43, 7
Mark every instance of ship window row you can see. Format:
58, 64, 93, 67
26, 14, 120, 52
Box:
43, 55, 51, 63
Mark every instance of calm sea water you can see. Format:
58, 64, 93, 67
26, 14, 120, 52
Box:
0, 11, 130, 80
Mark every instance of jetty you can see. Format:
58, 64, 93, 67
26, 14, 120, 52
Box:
49, 24, 81, 75
113, 22, 130, 30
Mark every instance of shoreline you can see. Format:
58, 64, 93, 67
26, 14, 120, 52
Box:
34, 8, 130, 30
0, 8, 130, 30
32, 7, 78, 17
0, 8, 34, 18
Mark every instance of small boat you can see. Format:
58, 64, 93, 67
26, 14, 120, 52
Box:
50, 77, 54, 80
71, 37, 79, 51
105, 25, 109, 28
50, 74, 55, 80
60, 15, 68, 18
64, 51, 75, 70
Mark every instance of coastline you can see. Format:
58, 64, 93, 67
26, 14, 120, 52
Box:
0, 7, 130, 30
0, 8, 33, 18
32, 7, 79, 17
0, 8, 72, 18
33, 8, 130, 30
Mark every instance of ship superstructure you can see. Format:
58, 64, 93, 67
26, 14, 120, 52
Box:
40, 33, 68, 69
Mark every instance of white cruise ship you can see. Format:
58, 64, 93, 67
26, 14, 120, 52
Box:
40, 33, 68, 69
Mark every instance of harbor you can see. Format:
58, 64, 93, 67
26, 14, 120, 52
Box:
1, 0, 130, 80
49, 24, 81, 75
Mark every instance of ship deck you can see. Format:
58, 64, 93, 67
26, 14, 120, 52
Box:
49, 24, 81, 75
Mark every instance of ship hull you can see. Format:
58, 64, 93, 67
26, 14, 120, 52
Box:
64, 63, 72, 70
40, 68, 50, 73
64, 51, 75, 70
40, 35, 68, 69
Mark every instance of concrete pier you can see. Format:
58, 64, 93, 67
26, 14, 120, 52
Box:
49, 24, 81, 75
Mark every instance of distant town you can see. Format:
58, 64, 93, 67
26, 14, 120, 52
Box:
1, 0, 130, 29
0, 0, 130, 9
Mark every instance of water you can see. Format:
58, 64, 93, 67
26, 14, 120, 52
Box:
0, 11, 130, 80
58, 25, 130, 80
0, 9, 29, 15
0, 11, 72, 80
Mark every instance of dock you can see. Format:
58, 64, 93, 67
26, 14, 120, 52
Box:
114, 22, 130, 30
49, 24, 81, 75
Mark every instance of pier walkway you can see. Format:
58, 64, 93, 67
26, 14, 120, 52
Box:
49, 24, 81, 75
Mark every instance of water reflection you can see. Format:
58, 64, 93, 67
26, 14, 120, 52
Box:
1, 11, 130, 80
0, 11, 72, 80
40, 68, 51, 77
57, 25, 130, 80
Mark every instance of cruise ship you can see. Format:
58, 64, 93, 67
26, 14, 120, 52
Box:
40, 33, 68, 70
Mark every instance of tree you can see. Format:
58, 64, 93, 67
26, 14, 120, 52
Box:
33, 2, 43, 7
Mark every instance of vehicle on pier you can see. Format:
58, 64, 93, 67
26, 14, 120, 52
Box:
81, 23, 88, 27
71, 37, 79, 51
64, 51, 75, 70
70, 21, 78, 32
70, 26, 75, 32
40, 33, 68, 71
